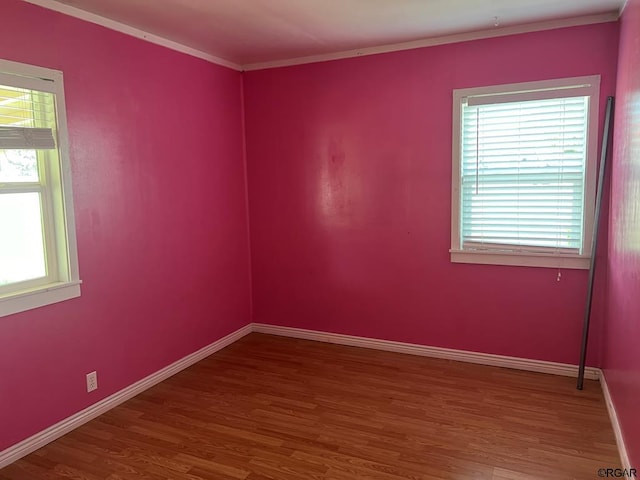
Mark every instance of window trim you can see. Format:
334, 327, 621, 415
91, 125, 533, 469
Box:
450, 76, 600, 270
0, 59, 81, 317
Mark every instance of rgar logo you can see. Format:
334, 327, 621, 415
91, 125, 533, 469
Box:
598, 468, 638, 478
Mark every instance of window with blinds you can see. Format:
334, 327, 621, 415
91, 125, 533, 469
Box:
0, 85, 57, 148
0, 85, 57, 289
0, 58, 80, 318
451, 77, 600, 269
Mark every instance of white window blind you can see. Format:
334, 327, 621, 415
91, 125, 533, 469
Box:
460, 95, 589, 254
0, 58, 81, 318
0, 85, 56, 149
0, 127, 55, 149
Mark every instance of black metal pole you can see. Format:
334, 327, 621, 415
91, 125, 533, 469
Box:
577, 96, 614, 390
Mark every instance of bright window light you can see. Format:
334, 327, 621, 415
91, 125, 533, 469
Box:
450, 76, 600, 269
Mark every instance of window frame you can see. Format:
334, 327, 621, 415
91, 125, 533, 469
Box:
450, 76, 600, 270
0, 59, 81, 317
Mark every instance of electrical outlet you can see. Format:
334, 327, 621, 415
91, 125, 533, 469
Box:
86, 371, 98, 392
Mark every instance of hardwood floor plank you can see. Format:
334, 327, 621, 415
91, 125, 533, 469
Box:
1, 333, 619, 479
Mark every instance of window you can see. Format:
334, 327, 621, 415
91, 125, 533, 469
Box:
450, 76, 600, 269
0, 59, 80, 317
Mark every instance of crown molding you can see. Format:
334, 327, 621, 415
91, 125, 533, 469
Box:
21, 0, 242, 71
19, 1, 619, 73
619, 0, 630, 16
243, 12, 619, 71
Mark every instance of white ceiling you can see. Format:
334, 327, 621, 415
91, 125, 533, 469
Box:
35, 0, 624, 68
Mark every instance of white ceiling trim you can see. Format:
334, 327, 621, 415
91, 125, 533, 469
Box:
20, 0, 243, 71
620, 0, 630, 15
19, 1, 619, 72
243, 12, 619, 71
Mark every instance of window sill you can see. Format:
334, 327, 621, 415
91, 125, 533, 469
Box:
450, 250, 590, 269
0, 280, 82, 318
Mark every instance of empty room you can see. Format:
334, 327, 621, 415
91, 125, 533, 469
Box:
0, 0, 638, 478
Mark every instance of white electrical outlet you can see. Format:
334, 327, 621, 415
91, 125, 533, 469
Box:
86, 371, 98, 392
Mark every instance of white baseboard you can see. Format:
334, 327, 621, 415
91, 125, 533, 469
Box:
0, 323, 252, 469
600, 371, 632, 470
0, 321, 610, 470
251, 323, 601, 380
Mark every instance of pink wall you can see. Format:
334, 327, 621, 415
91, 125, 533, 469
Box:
604, 0, 640, 466
244, 23, 619, 365
0, 0, 626, 458
0, 1, 251, 450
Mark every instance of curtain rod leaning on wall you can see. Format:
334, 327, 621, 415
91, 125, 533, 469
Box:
577, 96, 614, 391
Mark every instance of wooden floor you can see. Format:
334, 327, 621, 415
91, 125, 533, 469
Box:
1, 333, 620, 480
